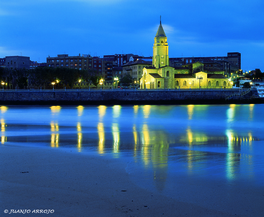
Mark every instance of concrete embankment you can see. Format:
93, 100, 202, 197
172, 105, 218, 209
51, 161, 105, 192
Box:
0, 88, 261, 105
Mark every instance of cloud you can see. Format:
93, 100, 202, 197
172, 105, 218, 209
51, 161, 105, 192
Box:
0, 47, 22, 57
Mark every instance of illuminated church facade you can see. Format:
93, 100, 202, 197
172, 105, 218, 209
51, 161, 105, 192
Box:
140, 20, 233, 89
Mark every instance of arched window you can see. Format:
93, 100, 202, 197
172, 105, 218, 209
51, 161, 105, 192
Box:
175, 81, 179, 86
158, 81, 161, 87
223, 81, 226, 87
216, 81, 219, 87
208, 81, 211, 87
161, 40, 164, 43
183, 81, 187, 86
167, 71, 169, 77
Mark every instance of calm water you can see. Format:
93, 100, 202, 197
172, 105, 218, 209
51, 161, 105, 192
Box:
1, 104, 264, 214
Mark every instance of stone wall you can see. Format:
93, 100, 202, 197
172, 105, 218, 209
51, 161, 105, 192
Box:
0, 89, 260, 105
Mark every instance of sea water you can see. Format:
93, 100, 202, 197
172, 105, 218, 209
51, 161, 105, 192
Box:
1, 104, 264, 215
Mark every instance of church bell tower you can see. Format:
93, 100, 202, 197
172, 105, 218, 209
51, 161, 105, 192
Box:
153, 17, 169, 68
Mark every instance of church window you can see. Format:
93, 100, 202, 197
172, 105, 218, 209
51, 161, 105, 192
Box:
216, 81, 219, 87
175, 81, 179, 86
167, 71, 169, 77
161, 40, 164, 43
183, 81, 187, 86
158, 81, 161, 87
223, 81, 227, 87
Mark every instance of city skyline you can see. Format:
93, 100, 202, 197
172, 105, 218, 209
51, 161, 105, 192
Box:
1, 0, 264, 71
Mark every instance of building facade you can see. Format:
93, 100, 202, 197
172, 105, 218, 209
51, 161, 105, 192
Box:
140, 20, 232, 89
3, 56, 31, 70
47, 54, 94, 71
122, 59, 152, 84
169, 52, 241, 74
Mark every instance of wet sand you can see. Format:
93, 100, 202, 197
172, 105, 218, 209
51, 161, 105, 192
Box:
0, 145, 245, 216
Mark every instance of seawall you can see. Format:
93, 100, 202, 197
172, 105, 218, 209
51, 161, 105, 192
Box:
0, 88, 261, 105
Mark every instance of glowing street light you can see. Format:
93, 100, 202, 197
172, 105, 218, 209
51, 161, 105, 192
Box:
51, 82, 55, 91
114, 77, 119, 88
1, 81, 5, 90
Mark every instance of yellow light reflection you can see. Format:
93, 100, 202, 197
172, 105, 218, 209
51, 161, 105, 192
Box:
112, 123, 120, 154
50, 106, 61, 114
77, 133, 82, 152
133, 125, 138, 153
0, 106, 8, 114
50, 121, 59, 148
113, 105, 121, 118
142, 124, 150, 167
133, 105, 139, 115
143, 105, 151, 118
249, 104, 254, 121
227, 104, 236, 123
77, 105, 84, 116
186, 127, 193, 145
1, 119, 6, 144
51, 133, 59, 148
187, 105, 194, 120
77, 122, 82, 152
97, 123, 105, 154
50, 122, 59, 132
1, 135, 6, 144
98, 105, 107, 119
1, 119, 5, 132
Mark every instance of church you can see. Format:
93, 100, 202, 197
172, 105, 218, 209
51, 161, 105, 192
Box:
140, 20, 233, 89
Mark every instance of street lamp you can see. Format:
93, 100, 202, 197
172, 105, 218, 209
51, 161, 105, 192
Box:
1, 81, 5, 90
99, 79, 104, 89
51, 82, 55, 91
114, 77, 119, 88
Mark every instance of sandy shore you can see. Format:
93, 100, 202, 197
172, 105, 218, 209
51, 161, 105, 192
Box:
0, 145, 241, 217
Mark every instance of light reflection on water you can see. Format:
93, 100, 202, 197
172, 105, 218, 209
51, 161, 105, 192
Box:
1, 104, 264, 192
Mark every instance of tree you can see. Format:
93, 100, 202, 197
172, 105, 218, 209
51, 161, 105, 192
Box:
243, 82, 251, 88
120, 74, 133, 86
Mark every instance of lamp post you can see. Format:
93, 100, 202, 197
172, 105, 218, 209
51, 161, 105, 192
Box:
114, 77, 119, 89
1, 81, 5, 90
51, 82, 55, 91
99, 79, 104, 90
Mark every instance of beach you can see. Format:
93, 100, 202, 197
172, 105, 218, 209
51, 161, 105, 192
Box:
0, 145, 240, 217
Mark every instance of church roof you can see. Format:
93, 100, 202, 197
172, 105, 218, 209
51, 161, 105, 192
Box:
174, 74, 195, 78
207, 74, 226, 79
123, 59, 151, 66
149, 73, 162, 78
155, 22, 166, 37
145, 66, 156, 69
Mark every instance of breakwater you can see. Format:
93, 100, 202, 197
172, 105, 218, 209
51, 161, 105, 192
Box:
0, 88, 261, 105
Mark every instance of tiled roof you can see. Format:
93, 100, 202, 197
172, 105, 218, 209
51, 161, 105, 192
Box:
174, 74, 195, 78
207, 74, 226, 78
149, 73, 162, 78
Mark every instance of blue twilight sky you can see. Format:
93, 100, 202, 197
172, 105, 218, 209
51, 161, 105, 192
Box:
1, 0, 264, 71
